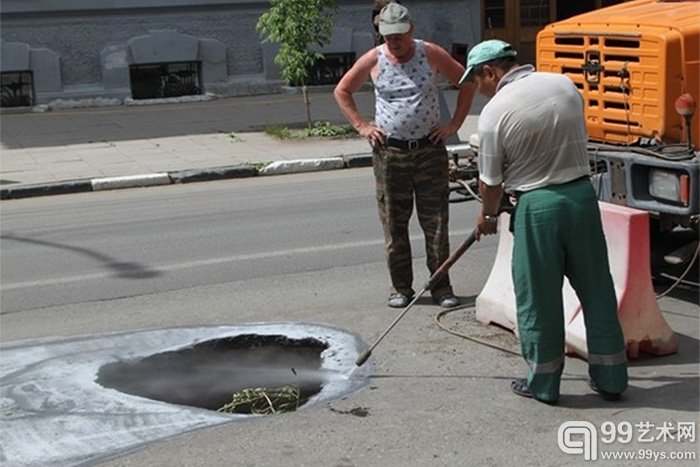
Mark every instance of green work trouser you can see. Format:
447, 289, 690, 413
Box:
512, 179, 628, 401
373, 143, 452, 299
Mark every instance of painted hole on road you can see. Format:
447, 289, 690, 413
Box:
3, 325, 370, 467
97, 334, 330, 414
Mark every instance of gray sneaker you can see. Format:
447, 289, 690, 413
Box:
388, 293, 411, 308
436, 293, 460, 308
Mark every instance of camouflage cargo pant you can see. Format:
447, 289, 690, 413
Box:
373, 143, 453, 299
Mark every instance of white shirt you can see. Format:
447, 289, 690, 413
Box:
477, 64, 591, 193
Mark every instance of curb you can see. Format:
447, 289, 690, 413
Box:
0, 180, 93, 200
170, 165, 259, 184
91, 173, 172, 191
259, 157, 345, 175
0, 154, 373, 200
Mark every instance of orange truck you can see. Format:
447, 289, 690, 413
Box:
537, 0, 699, 267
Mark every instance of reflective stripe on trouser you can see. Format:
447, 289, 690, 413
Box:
373, 143, 452, 299
512, 180, 628, 400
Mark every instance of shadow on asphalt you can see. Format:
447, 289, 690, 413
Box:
562, 375, 699, 412
627, 332, 700, 368
560, 331, 699, 411
430, 294, 699, 412
1, 233, 161, 279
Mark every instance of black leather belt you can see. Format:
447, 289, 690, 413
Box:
385, 136, 434, 151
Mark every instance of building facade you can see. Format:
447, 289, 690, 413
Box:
0, 0, 480, 106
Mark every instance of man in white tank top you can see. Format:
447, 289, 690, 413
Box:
334, 3, 476, 308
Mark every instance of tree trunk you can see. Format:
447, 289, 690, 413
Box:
302, 83, 312, 130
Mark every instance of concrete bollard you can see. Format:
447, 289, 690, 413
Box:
475, 203, 678, 359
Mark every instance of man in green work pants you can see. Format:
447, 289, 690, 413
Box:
462, 39, 628, 404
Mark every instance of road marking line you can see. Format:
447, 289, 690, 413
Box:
1, 229, 474, 291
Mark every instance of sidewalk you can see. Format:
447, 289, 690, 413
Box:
0, 90, 483, 199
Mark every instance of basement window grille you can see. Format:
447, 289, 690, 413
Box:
129, 61, 202, 100
1, 71, 34, 107
305, 53, 356, 86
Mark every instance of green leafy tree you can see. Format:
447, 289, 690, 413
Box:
257, 0, 336, 129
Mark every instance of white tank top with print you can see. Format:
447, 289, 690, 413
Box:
374, 39, 439, 140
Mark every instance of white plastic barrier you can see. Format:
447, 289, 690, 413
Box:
475, 203, 678, 359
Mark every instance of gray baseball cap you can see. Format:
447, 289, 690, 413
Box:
378, 3, 412, 36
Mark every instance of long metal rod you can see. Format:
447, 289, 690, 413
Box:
356, 229, 478, 366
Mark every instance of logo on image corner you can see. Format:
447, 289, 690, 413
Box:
558, 421, 598, 461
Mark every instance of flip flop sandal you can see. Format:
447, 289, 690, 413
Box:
588, 379, 622, 401
510, 378, 533, 398
511, 378, 559, 405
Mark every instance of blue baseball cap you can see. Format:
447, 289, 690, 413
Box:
458, 39, 518, 84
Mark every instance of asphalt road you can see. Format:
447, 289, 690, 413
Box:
1, 170, 698, 466
0, 168, 492, 340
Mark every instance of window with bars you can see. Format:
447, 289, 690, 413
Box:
304, 53, 356, 86
520, 0, 550, 27
129, 61, 202, 100
1, 71, 34, 107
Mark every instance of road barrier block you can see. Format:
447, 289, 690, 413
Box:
475, 203, 678, 359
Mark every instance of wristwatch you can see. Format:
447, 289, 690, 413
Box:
483, 214, 499, 224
